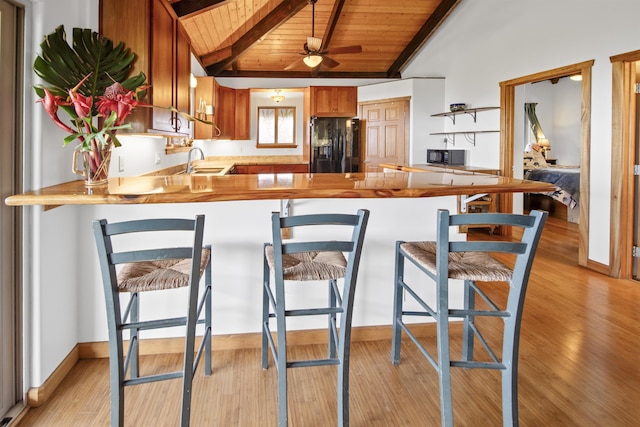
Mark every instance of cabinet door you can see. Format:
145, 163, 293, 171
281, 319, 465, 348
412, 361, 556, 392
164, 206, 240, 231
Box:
311, 87, 335, 116
334, 87, 357, 117
174, 25, 191, 134
272, 164, 309, 173
150, 0, 175, 133
235, 89, 251, 140
311, 86, 357, 117
193, 76, 215, 139
217, 86, 236, 139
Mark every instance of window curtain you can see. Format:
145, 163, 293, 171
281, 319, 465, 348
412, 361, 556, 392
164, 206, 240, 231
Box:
525, 102, 548, 144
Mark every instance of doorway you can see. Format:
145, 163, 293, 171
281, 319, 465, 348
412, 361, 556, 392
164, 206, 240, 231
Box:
0, 0, 23, 421
359, 98, 410, 172
499, 60, 593, 268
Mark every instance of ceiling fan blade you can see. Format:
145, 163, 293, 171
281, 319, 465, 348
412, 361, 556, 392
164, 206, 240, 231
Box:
321, 55, 340, 69
284, 56, 306, 71
323, 45, 362, 55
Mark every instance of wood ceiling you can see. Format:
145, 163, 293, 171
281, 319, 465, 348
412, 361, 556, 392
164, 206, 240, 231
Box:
171, 0, 461, 79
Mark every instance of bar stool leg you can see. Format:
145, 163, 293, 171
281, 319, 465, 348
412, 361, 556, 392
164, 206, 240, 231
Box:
391, 242, 405, 365
436, 274, 454, 427
130, 292, 139, 379
261, 252, 271, 370
328, 279, 338, 359
461, 280, 476, 361
205, 255, 213, 376
276, 297, 288, 427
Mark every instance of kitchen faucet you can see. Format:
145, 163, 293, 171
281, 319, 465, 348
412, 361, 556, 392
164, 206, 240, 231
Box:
186, 147, 205, 173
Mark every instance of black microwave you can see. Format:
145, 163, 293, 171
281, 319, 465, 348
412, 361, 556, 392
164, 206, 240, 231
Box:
427, 149, 465, 165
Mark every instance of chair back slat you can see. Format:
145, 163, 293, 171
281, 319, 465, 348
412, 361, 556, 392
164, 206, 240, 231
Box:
110, 247, 195, 265
449, 241, 528, 255
103, 218, 198, 236
280, 213, 361, 228
448, 212, 536, 228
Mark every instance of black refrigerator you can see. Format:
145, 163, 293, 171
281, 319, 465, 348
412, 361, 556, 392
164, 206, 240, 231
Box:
310, 117, 360, 173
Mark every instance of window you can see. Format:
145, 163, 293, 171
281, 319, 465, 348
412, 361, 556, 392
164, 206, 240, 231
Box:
257, 106, 296, 147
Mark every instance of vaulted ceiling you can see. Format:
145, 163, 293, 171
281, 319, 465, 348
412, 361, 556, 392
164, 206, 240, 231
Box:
171, 0, 461, 79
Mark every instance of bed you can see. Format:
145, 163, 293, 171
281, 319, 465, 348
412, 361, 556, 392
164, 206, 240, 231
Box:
523, 151, 580, 222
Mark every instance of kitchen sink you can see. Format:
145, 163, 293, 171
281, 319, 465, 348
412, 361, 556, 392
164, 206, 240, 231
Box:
175, 167, 226, 175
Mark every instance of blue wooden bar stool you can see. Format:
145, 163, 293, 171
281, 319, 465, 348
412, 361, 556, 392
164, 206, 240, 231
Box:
93, 215, 212, 427
391, 209, 547, 427
262, 209, 369, 427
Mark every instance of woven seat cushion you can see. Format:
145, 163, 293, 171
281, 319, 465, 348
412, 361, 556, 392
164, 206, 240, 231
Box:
265, 245, 347, 281
117, 248, 211, 292
400, 241, 512, 281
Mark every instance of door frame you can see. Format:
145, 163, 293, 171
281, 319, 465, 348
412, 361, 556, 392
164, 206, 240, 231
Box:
499, 60, 593, 268
609, 49, 640, 279
0, 0, 24, 420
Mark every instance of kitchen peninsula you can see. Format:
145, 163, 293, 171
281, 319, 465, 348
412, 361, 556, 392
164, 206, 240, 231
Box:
6, 169, 554, 405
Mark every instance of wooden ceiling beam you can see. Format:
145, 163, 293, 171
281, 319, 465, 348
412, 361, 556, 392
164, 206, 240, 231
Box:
387, 0, 462, 77
171, 0, 231, 18
205, 0, 309, 75
322, 0, 346, 48
214, 69, 398, 79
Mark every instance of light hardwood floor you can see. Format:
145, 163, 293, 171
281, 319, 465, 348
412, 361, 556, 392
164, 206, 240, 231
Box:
17, 216, 640, 426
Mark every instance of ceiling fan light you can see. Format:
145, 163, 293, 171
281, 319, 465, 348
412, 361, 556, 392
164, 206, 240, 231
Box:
307, 36, 322, 51
303, 54, 323, 68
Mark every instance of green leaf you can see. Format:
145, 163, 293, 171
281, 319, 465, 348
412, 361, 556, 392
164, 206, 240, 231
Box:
34, 25, 146, 117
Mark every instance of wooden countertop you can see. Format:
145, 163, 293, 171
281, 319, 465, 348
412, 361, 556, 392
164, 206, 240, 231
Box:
380, 163, 501, 174
5, 170, 555, 207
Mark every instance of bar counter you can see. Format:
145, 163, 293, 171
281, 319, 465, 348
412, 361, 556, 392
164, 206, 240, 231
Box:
5, 170, 554, 206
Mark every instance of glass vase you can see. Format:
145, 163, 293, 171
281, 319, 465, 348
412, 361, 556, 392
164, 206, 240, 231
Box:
72, 143, 112, 187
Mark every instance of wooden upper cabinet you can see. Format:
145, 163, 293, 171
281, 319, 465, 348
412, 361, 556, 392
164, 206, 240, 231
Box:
193, 77, 250, 140
310, 86, 357, 117
99, 0, 191, 135
217, 86, 236, 140
235, 89, 251, 140
193, 76, 218, 139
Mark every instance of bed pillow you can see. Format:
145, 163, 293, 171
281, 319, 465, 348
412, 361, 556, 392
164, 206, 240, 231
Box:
523, 150, 548, 169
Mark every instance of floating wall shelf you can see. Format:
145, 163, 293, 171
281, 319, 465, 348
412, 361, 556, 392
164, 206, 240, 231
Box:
430, 106, 500, 145
431, 106, 500, 124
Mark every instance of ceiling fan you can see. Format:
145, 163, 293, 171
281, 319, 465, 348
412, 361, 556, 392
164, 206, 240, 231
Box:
285, 0, 362, 70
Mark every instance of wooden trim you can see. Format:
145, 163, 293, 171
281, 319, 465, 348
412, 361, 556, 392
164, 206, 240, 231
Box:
609, 50, 638, 279
498, 82, 515, 237
27, 323, 458, 409
578, 65, 593, 268
27, 345, 79, 407
77, 324, 447, 359
499, 60, 594, 269
357, 96, 412, 107
586, 259, 612, 276
500, 60, 595, 87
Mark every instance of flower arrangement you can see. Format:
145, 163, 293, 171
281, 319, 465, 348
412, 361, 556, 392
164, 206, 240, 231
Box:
34, 26, 148, 151
33, 25, 209, 185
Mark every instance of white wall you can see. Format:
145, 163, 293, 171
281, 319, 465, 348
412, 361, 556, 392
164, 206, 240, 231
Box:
358, 78, 446, 164
27, 0, 100, 391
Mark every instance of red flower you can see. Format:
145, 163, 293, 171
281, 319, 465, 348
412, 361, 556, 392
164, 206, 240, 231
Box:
67, 73, 93, 120
96, 82, 140, 126
37, 89, 75, 134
